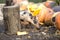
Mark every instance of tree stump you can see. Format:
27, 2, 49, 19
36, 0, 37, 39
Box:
3, 5, 21, 35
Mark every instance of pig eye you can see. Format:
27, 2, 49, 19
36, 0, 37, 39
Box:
23, 12, 26, 14
20, 19, 24, 21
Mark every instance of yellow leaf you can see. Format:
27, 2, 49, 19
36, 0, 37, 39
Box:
17, 31, 28, 35
32, 9, 40, 16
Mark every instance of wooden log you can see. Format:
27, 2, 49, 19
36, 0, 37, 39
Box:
3, 5, 21, 34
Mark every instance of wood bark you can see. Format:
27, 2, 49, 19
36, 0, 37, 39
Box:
3, 5, 21, 34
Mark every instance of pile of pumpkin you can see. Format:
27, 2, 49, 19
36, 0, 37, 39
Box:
20, 1, 60, 30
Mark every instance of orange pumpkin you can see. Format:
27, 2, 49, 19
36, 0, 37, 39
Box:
44, 1, 51, 8
28, 3, 54, 25
20, 5, 27, 10
53, 12, 60, 30
37, 8, 54, 25
44, 8, 54, 25
44, 1, 56, 8
56, 14, 60, 30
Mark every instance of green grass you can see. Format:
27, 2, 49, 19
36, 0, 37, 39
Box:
55, 0, 60, 5
0, 0, 5, 3
28, 0, 42, 3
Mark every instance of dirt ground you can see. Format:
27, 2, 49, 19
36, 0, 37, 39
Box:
0, 20, 60, 40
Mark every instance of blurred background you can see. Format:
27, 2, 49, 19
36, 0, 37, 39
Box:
0, 0, 45, 3
0, 0, 5, 3
0, 0, 60, 5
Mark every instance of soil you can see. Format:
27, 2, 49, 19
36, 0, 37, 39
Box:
0, 20, 60, 40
